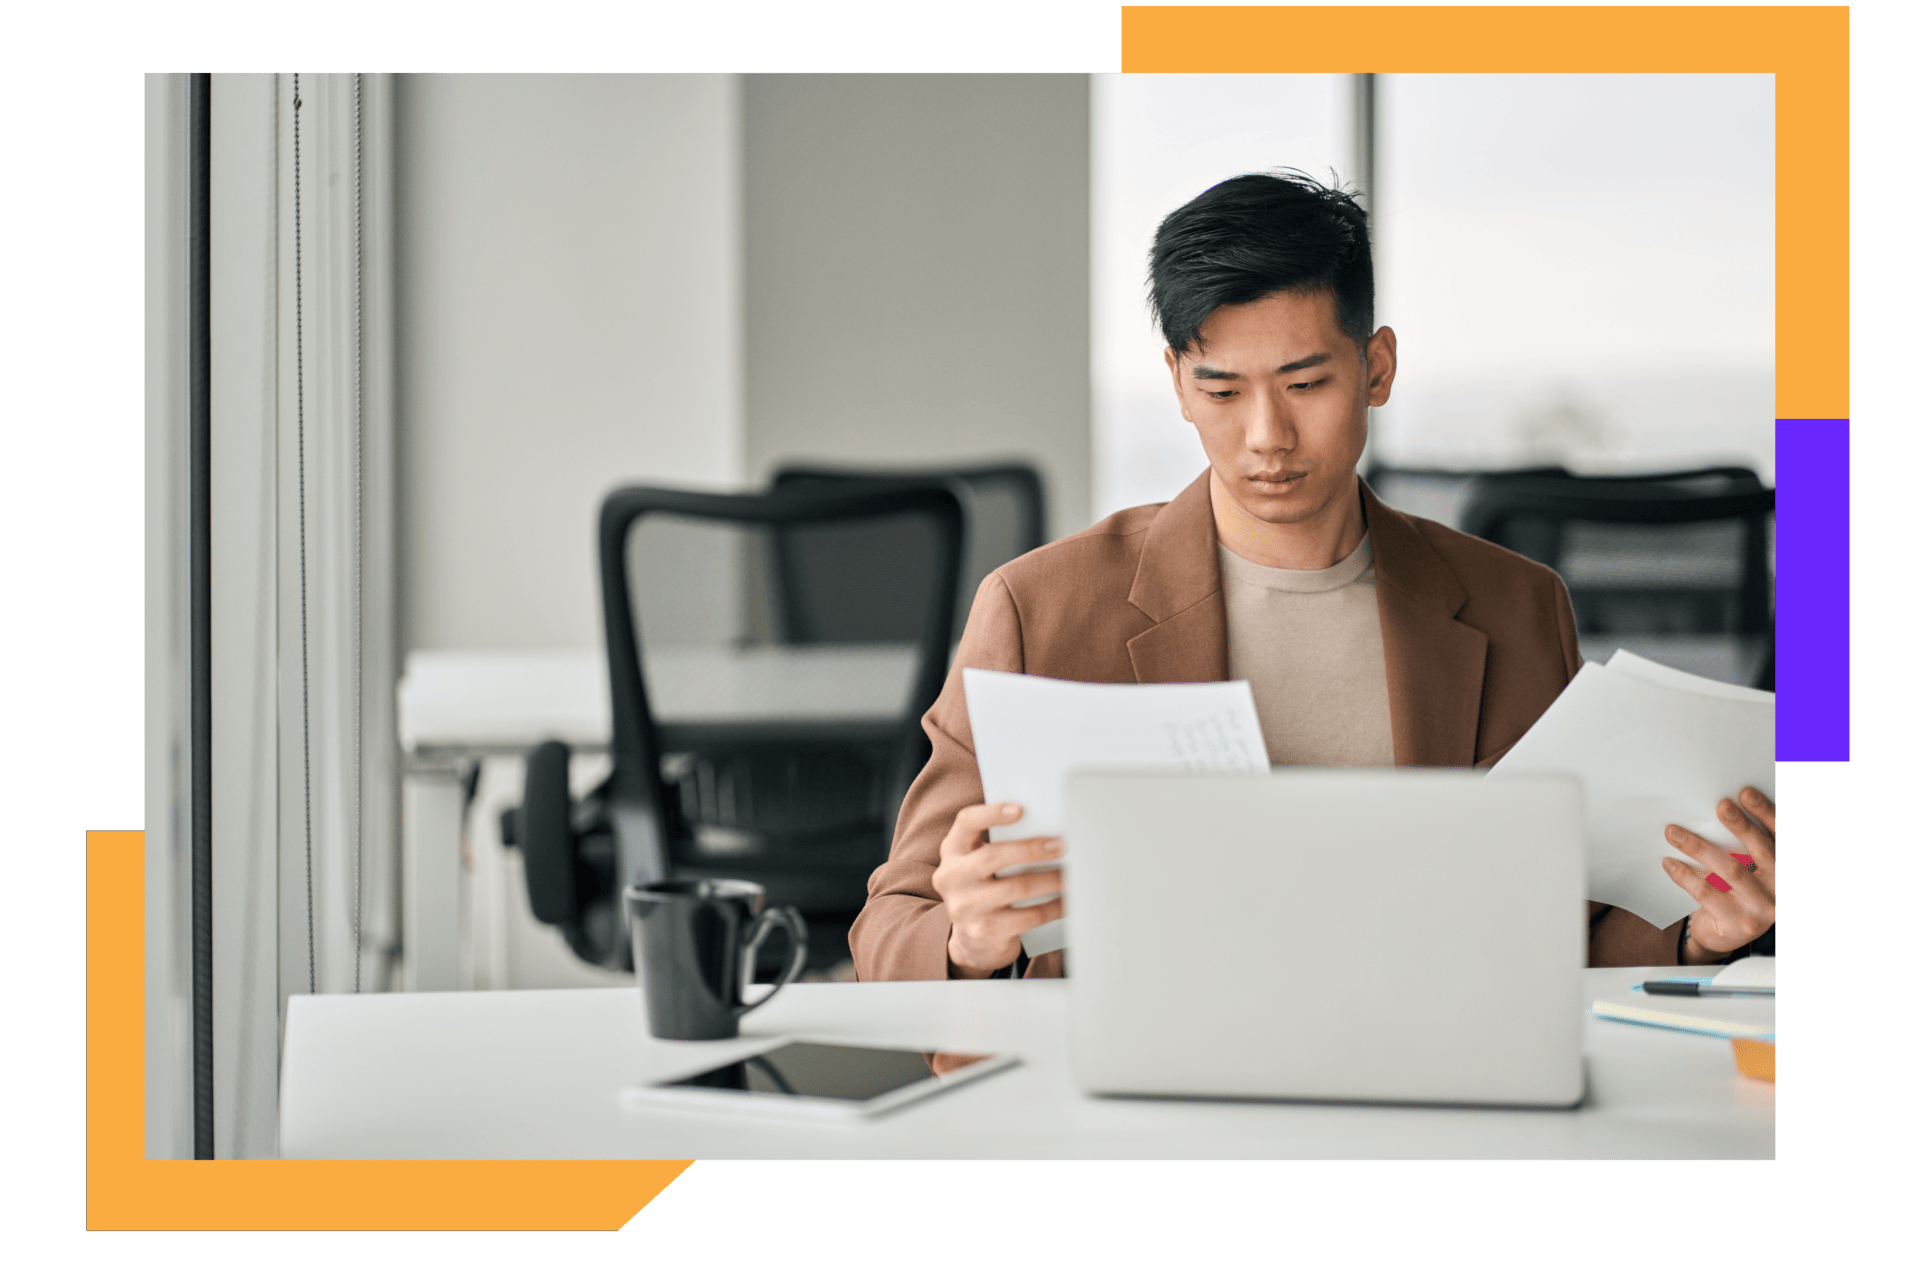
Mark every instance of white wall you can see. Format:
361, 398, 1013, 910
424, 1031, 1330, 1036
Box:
395, 75, 744, 653
742, 75, 1092, 539
396, 74, 1096, 657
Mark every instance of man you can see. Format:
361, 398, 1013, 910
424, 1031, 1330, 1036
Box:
850, 172, 1776, 981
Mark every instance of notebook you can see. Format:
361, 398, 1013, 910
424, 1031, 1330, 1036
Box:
1591, 958, 1777, 1040
1705, 955, 1775, 993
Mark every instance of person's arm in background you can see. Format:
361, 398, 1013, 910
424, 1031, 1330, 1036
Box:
1588, 903, 1684, 966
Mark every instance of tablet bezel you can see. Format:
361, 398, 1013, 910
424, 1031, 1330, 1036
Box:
619, 1037, 1021, 1122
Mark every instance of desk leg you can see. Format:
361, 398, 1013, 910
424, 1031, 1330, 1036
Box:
401, 766, 466, 992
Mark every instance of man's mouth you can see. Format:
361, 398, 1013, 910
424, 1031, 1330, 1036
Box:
1246, 471, 1307, 491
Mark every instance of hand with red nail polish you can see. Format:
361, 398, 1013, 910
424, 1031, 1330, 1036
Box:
1661, 787, 1776, 963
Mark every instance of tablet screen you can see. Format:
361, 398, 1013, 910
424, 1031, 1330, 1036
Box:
658, 1041, 993, 1103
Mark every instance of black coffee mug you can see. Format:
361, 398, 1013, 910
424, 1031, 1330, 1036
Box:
625, 879, 808, 1041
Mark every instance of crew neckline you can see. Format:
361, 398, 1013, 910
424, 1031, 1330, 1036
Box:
1217, 535, 1374, 593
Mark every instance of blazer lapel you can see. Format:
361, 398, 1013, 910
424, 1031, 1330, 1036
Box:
1125, 470, 1229, 685
1119, 472, 1489, 764
1363, 482, 1489, 766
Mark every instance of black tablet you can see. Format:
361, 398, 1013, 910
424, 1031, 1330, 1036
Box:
621, 1039, 1020, 1121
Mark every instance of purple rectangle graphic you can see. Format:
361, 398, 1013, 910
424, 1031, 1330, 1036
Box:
1775, 419, 1849, 761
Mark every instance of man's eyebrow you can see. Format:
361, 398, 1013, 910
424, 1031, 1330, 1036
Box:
1189, 353, 1333, 380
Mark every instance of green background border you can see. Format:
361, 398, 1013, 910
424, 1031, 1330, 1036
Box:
11, 2, 1904, 1274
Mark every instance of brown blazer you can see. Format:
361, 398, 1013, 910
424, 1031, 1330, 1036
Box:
849, 470, 1671, 981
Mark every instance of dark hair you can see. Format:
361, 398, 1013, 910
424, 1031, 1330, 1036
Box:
1148, 170, 1374, 356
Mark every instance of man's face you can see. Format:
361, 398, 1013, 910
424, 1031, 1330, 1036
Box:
1165, 289, 1396, 529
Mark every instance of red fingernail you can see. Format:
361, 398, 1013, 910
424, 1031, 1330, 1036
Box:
1731, 853, 1757, 870
1705, 873, 1732, 892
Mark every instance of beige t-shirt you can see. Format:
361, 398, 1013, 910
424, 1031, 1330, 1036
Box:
1218, 536, 1395, 767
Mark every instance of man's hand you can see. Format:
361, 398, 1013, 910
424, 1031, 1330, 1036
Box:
931, 802, 1065, 979
1662, 786, 1776, 963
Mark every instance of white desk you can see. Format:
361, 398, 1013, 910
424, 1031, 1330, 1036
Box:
396, 645, 923, 753
394, 645, 920, 991
280, 967, 1772, 1158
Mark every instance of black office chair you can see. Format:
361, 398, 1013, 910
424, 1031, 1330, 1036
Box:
770, 462, 1047, 643
1364, 462, 1573, 531
1457, 466, 1775, 688
505, 481, 966, 971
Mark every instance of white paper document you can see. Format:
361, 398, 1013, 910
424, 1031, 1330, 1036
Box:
1491, 652, 1774, 930
962, 669, 1271, 957
1604, 648, 1775, 705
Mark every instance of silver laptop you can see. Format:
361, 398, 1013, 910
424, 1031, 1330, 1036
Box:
1062, 769, 1587, 1108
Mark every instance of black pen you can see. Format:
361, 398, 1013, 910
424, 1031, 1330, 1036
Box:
1642, 981, 1774, 998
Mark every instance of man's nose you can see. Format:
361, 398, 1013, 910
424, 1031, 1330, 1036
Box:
1244, 393, 1297, 454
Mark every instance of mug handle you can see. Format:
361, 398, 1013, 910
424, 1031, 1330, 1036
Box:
737, 906, 809, 1012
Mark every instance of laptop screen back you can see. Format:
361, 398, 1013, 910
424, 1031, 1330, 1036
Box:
1062, 769, 1586, 1107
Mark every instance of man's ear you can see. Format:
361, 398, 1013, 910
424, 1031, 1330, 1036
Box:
1365, 326, 1398, 408
1164, 347, 1193, 423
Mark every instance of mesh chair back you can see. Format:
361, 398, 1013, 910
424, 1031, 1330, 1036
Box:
598, 482, 967, 917
771, 463, 1047, 642
1458, 467, 1774, 687
1365, 464, 1572, 531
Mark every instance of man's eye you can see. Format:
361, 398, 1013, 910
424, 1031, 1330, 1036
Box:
1205, 389, 1237, 400
1290, 378, 1326, 391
